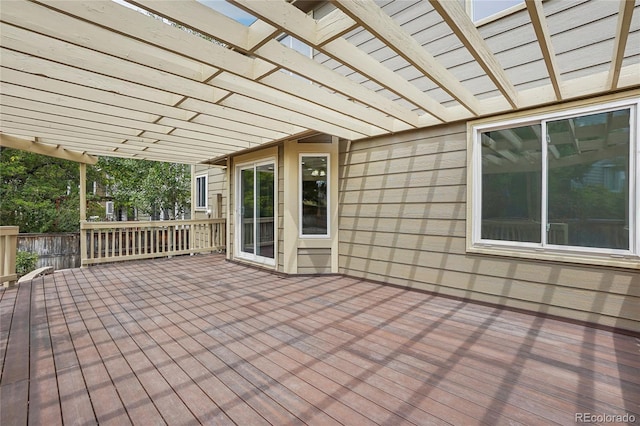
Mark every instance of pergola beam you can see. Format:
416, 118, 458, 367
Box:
0, 133, 98, 165
316, 8, 359, 46
608, 0, 635, 90
429, 0, 519, 109
230, 0, 451, 122
525, 0, 563, 100
0, 0, 635, 166
333, 0, 481, 115
26, 0, 381, 138
119, 0, 419, 129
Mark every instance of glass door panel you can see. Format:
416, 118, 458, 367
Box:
237, 161, 275, 265
240, 167, 254, 255
256, 164, 275, 259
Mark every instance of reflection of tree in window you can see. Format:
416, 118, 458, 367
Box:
547, 110, 629, 249
301, 156, 328, 235
481, 124, 542, 243
480, 108, 631, 250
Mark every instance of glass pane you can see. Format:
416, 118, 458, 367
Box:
481, 124, 542, 242
240, 168, 254, 254
256, 163, 275, 259
472, 0, 523, 21
197, 177, 206, 208
547, 109, 630, 249
301, 156, 328, 235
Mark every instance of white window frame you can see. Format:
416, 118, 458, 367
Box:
469, 99, 639, 268
195, 174, 208, 211
299, 153, 330, 239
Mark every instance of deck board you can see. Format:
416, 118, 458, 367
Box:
1, 254, 638, 425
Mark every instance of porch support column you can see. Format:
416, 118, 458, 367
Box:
79, 162, 87, 267
79, 163, 87, 221
226, 156, 232, 260
190, 164, 196, 219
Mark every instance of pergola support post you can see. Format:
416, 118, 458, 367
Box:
79, 163, 87, 266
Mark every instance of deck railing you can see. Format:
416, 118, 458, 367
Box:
81, 219, 225, 266
1, 226, 19, 288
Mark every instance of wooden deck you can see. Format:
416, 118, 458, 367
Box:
1, 254, 638, 425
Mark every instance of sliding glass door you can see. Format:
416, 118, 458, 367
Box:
236, 160, 276, 265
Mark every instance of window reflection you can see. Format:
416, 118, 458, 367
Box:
481, 124, 542, 242
547, 110, 630, 249
301, 156, 328, 236
479, 108, 631, 251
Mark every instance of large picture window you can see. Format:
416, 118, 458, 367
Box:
300, 155, 329, 237
471, 101, 638, 263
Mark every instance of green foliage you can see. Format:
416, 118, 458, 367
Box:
548, 163, 625, 221
1, 148, 189, 232
98, 157, 190, 219
16, 251, 38, 277
0, 148, 103, 232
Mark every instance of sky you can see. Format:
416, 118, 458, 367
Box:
197, 0, 257, 26
111, 0, 257, 26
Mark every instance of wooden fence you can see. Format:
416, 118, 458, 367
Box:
17, 233, 81, 270
1, 226, 18, 288
81, 219, 225, 266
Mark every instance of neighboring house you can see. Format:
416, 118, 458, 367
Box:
194, 0, 639, 332
192, 164, 226, 221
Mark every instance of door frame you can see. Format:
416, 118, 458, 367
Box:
234, 157, 277, 267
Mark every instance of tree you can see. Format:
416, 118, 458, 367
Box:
0, 147, 103, 232
1, 149, 191, 232
98, 157, 190, 220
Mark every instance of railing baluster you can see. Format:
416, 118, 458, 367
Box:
80, 219, 226, 265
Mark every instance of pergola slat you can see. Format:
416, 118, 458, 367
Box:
230, 0, 452, 122
607, 0, 635, 90
120, 0, 420, 129
334, 0, 481, 115
316, 8, 360, 46
0, 0, 635, 165
525, 0, 563, 101
254, 40, 417, 130
428, 0, 519, 109
29, 0, 381, 138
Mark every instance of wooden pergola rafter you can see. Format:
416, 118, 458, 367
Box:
0, 0, 637, 164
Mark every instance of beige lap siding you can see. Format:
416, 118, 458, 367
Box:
338, 123, 640, 333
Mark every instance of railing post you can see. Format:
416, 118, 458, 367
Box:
80, 221, 88, 267
1, 226, 19, 288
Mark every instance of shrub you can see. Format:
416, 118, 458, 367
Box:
16, 251, 39, 277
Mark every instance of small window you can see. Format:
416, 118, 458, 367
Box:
467, 0, 524, 23
471, 100, 638, 264
195, 174, 207, 210
105, 201, 114, 217
300, 155, 329, 237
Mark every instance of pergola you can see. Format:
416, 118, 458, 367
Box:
0, 0, 637, 166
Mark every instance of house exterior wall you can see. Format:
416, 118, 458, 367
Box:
192, 164, 226, 220
338, 112, 640, 333
282, 138, 340, 275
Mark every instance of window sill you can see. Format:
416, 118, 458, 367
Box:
467, 245, 640, 270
